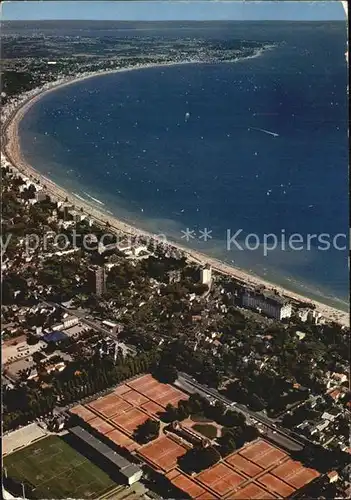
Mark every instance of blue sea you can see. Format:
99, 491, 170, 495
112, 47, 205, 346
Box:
19, 22, 349, 310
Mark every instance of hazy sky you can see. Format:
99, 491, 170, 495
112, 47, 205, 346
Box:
1, 1, 347, 21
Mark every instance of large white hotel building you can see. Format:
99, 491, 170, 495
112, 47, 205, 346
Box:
242, 288, 292, 320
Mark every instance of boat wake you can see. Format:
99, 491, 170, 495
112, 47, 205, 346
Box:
83, 192, 105, 205
72, 193, 86, 202
249, 127, 279, 137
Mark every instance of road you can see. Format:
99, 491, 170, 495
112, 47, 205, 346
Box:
176, 372, 305, 452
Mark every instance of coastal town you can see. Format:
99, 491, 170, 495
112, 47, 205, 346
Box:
2, 17, 350, 500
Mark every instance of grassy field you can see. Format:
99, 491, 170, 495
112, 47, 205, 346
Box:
192, 423, 218, 439
4, 435, 118, 499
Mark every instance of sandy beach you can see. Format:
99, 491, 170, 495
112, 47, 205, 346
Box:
2, 69, 349, 327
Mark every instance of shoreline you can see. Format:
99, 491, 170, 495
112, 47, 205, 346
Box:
2, 64, 349, 327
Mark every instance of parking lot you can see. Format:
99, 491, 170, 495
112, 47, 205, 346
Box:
3, 338, 47, 365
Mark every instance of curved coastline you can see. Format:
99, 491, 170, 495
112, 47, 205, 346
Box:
2, 64, 349, 327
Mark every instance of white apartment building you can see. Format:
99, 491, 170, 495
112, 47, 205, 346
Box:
200, 265, 212, 286
242, 289, 292, 320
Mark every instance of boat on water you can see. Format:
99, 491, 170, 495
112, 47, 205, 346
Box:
250, 127, 279, 137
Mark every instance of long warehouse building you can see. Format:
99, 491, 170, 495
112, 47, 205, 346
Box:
70, 426, 143, 485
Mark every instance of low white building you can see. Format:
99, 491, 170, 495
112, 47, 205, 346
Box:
297, 308, 310, 322
63, 316, 79, 329
102, 320, 117, 330
35, 190, 48, 202
327, 471, 339, 483
52, 323, 64, 331
321, 411, 340, 422
311, 420, 329, 434
307, 309, 324, 324
69, 209, 86, 223
331, 372, 348, 384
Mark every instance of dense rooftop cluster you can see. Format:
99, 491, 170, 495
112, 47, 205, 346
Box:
1, 23, 271, 106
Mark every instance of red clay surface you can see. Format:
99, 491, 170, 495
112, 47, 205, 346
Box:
141, 401, 164, 417
225, 453, 264, 478
258, 473, 296, 497
138, 436, 187, 472
196, 463, 245, 496
239, 439, 287, 468
165, 469, 180, 480
88, 416, 115, 435
272, 459, 320, 489
113, 384, 132, 396
110, 407, 151, 434
105, 428, 136, 449
126, 374, 159, 392
69, 375, 190, 457
157, 387, 189, 408
197, 493, 218, 500
87, 393, 133, 418
126, 374, 188, 408
231, 483, 276, 499
70, 404, 96, 422
171, 473, 208, 498
120, 389, 150, 407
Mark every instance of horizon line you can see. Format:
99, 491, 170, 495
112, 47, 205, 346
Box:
1, 1, 347, 22
2, 18, 347, 23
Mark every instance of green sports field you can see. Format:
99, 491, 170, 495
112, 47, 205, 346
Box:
4, 435, 119, 499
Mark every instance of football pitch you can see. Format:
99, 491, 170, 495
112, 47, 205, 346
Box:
3, 435, 118, 499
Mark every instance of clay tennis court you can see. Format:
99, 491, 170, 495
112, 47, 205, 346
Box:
231, 483, 276, 499
157, 387, 189, 408
196, 463, 245, 496
120, 389, 149, 407
171, 472, 208, 498
128, 376, 170, 402
239, 439, 287, 468
137, 436, 187, 472
110, 407, 151, 434
105, 429, 138, 452
141, 401, 164, 417
87, 393, 133, 418
70, 405, 96, 422
126, 374, 158, 392
258, 473, 296, 497
126, 374, 188, 408
88, 416, 115, 435
113, 384, 131, 396
165, 469, 180, 480
197, 492, 218, 499
271, 459, 320, 489
225, 453, 264, 478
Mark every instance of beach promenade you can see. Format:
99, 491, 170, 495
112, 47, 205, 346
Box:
2, 73, 349, 327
